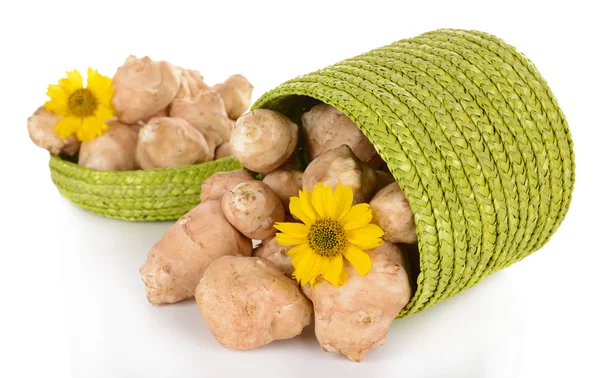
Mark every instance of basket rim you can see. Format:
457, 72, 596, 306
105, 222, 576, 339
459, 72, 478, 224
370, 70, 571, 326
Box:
49, 153, 240, 178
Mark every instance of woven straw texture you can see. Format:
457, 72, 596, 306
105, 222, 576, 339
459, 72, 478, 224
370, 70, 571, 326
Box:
253, 29, 575, 317
49, 155, 243, 221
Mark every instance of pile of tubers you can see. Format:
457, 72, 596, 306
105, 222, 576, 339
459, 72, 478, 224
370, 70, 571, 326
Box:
27, 55, 253, 170
140, 103, 419, 362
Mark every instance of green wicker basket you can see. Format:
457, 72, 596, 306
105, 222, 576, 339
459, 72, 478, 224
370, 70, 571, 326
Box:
253, 29, 575, 317
49, 155, 243, 221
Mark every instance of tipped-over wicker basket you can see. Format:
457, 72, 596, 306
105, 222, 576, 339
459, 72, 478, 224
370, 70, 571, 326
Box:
252, 29, 575, 317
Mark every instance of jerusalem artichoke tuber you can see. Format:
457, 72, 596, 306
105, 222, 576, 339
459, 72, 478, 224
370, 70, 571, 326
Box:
175, 68, 209, 99
301, 104, 378, 164
370, 183, 417, 244
170, 89, 233, 153
213, 74, 253, 120
78, 121, 139, 171
136, 117, 212, 169
195, 256, 312, 350
375, 170, 396, 192
230, 109, 298, 174
140, 200, 252, 305
252, 237, 294, 278
199, 170, 253, 202
27, 107, 80, 155
303, 242, 412, 362
221, 180, 285, 240
302, 144, 378, 203
215, 142, 233, 159
111, 56, 180, 124
262, 166, 303, 209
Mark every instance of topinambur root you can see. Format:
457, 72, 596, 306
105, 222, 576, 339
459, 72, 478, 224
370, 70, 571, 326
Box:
170, 89, 233, 153
111, 56, 180, 124
302, 144, 377, 203
78, 121, 139, 171
195, 256, 312, 350
175, 68, 209, 99
303, 242, 412, 362
301, 104, 378, 164
27, 107, 80, 155
140, 200, 252, 304
375, 170, 396, 192
230, 109, 298, 173
221, 180, 284, 240
262, 166, 303, 209
136, 117, 211, 169
213, 74, 253, 120
200, 170, 253, 202
215, 142, 233, 159
252, 237, 294, 278
370, 183, 417, 244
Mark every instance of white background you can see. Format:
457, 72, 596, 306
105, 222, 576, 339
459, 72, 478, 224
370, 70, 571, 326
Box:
2, 0, 599, 377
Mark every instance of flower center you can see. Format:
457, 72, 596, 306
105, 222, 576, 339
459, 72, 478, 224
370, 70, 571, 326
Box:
308, 219, 347, 257
68, 89, 98, 117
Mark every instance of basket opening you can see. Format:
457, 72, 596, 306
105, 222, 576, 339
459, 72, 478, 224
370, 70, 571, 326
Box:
254, 94, 421, 294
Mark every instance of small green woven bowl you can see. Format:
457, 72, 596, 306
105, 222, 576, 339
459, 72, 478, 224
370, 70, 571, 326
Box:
49, 155, 243, 221
253, 29, 575, 317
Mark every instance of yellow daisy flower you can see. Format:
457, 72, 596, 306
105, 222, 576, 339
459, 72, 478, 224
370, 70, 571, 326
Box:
274, 183, 384, 287
44, 68, 115, 142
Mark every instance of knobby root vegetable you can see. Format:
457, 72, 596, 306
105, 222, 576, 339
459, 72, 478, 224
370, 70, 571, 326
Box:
176, 68, 209, 99
370, 183, 417, 244
221, 180, 284, 240
301, 104, 378, 164
141, 106, 170, 124
230, 109, 298, 173
215, 142, 233, 159
302, 144, 378, 203
140, 200, 252, 304
78, 121, 139, 171
195, 256, 312, 350
303, 242, 412, 362
375, 170, 396, 192
252, 237, 294, 278
111, 55, 180, 124
213, 74, 253, 120
170, 89, 233, 153
27, 107, 80, 155
200, 170, 253, 202
262, 166, 303, 209
136, 117, 211, 169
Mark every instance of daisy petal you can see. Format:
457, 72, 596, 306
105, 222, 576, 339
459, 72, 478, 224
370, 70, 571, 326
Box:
77, 117, 107, 142
332, 185, 353, 220
275, 232, 308, 247
339, 203, 373, 230
346, 224, 385, 250
320, 254, 345, 287
59, 70, 83, 93
94, 103, 114, 121
44, 100, 69, 117
292, 250, 321, 286
308, 256, 328, 286
339, 269, 348, 285
287, 243, 311, 258
290, 189, 317, 226
311, 183, 334, 218
343, 244, 372, 276
54, 116, 80, 139
274, 222, 309, 238
87, 68, 114, 104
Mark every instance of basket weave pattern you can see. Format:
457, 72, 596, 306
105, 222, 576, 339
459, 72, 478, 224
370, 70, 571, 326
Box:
253, 29, 575, 317
50, 155, 243, 221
